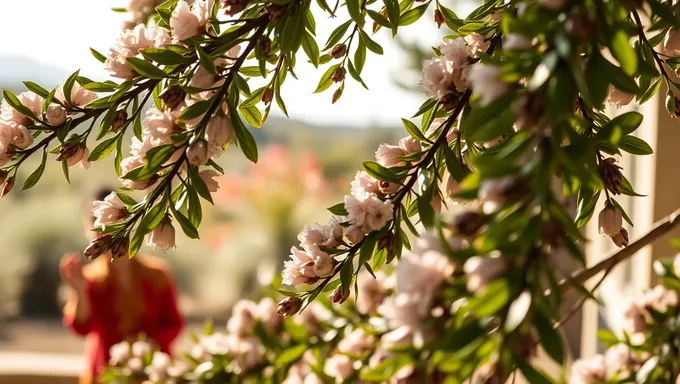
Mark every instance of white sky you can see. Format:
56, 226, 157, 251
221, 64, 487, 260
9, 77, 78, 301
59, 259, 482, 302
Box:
0, 0, 474, 128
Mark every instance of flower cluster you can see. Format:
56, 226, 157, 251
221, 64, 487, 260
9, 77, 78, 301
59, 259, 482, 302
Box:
104, 25, 171, 79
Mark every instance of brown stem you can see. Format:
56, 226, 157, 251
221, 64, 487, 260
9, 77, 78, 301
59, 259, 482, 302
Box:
559, 207, 680, 294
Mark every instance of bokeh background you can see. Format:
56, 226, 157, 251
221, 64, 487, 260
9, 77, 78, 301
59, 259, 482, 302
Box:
0, 0, 475, 379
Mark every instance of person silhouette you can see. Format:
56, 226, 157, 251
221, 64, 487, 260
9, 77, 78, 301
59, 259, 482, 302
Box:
60, 187, 184, 384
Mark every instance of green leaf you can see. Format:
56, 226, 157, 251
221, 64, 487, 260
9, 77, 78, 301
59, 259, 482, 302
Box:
302, 32, 320, 68
240, 66, 268, 77
186, 188, 202, 227
178, 100, 211, 121
126, 57, 169, 79
124, 144, 175, 181
608, 28, 637, 76
280, 11, 306, 54
323, 21, 352, 51
61, 160, 70, 183
368, 10, 391, 30
585, 52, 610, 109
360, 355, 412, 382
503, 291, 531, 333
384, 0, 400, 35
62, 70, 80, 107
362, 161, 402, 183
535, 312, 564, 364
275, 78, 288, 117
401, 118, 428, 142
328, 203, 349, 216
575, 189, 600, 228
359, 29, 383, 54
638, 77, 662, 104
399, 1, 429, 26
188, 164, 214, 204
359, 232, 378, 265
313, 64, 340, 94
607, 61, 641, 95
137, 203, 167, 235
196, 46, 217, 76
340, 254, 354, 297
229, 102, 258, 163
347, 61, 369, 89
2, 90, 37, 120
346, 0, 364, 26
141, 48, 192, 65
467, 279, 510, 318
173, 209, 200, 239
22, 81, 51, 99
275, 344, 308, 367
354, 41, 367, 74
516, 360, 552, 384
22, 150, 47, 190
239, 105, 263, 128
618, 135, 653, 155
88, 136, 119, 161
90, 48, 107, 64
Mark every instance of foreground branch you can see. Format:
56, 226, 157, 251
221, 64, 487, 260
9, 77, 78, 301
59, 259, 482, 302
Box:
560, 207, 680, 294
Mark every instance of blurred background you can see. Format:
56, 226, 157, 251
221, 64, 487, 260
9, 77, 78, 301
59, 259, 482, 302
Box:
0, 0, 476, 380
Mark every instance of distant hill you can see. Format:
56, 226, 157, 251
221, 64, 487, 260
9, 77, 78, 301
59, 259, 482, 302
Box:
0, 55, 70, 92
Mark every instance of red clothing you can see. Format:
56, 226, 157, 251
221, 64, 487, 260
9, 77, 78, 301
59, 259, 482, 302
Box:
63, 257, 184, 384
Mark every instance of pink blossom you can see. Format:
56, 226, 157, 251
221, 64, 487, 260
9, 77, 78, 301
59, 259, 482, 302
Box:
67, 146, 91, 169
120, 155, 152, 190
664, 29, 680, 56
421, 58, 456, 100
468, 64, 511, 106
463, 254, 508, 293
380, 326, 414, 349
464, 33, 489, 58
396, 249, 454, 310
93, 192, 128, 229
308, 245, 335, 276
282, 247, 318, 285
350, 171, 379, 199
604, 344, 638, 377
191, 64, 218, 89
298, 222, 341, 250
131, 341, 152, 357
375, 143, 406, 168
147, 218, 175, 251
109, 341, 131, 365
205, 114, 234, 157
126, 357, 144, 373
10, 122, 33, 150
356, 271, 387, 315
426, 117, 457, 143
569, 354, 607, 384
200, 332, 230, 355
345, 224, 365, 244
504, 34, 533, 50
105, 25, 171, 79
323, 354, 354, 382
148, 351, 171, 382
378, 293, 426, 329
143, 107, 180, 146
337, 328, 375, 356
227, 335, 265, 370
606, 85, 634, 108
363, 195, 394, 231
227, 299, 258, 336
398, 136, 422, 154
187, 139, 209, 165
0, 91, 43, 125
171, 0, 211, 42
46, 104, 67, 126
56, 82, 97, 108
257, 297, 280, 332
439, 37, 468, 66
293, 302, 330, 334
379, 181, 400, 195
167, 360, 189, 378
345, 195, 367, 226
199, 169, 220, 192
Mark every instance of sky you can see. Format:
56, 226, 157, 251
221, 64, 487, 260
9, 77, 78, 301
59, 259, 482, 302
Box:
0, 0, 475, 128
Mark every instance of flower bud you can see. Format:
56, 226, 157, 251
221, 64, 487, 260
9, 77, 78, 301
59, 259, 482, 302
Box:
663, 29, 680, 57
1, 176, 15, 197
440, 93, 458, 111
565, 12, 596, 41
378, 180, 399, 195
331, 44, 347, 59
258, 36, 272, 57
611, 228, 629, 248
84, 235, 113, 260
110, 236, 130, 259
434, 9, 445, 28
46, 104, 67, 126
56, 142, 81, 162
265, 3, 285, 21
668, 94, 680, 119
451, 210, 486, 236
262, 88, 274, 105
187, 139, 209, 166
160, 86, 186, 111
378, 234, 396, 264
514, 93, 544, 130
600, 158, 624, 195
329, 286, 348, 304
0, 170, 8, 186
598, 205, 623, 236
331, 67, 346, 83
112, 110, 128, 132
147, 217, 176, 251
276, 296, 302, 317
67, 145, 89, 168
223, 0, 249, 16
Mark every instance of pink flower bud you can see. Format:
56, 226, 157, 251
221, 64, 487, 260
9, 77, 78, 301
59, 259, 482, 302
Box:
276, 296, 302, 318
46, 104, 67, 126
398, 136, 422, 154
147, 218, 176, 251
187, 139, 209, 166
1, 176, 15, 197
84, 235, 113, 260
375, 143, 406, 168
598, 205, 623, 236
160, 86, 186, 111
66, 145, 90, 169
663, 29, 680, 57
329, 286, 348, 304
611, 228, 629, 248
607, 85, 634, 108
199, 169, 220, 193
